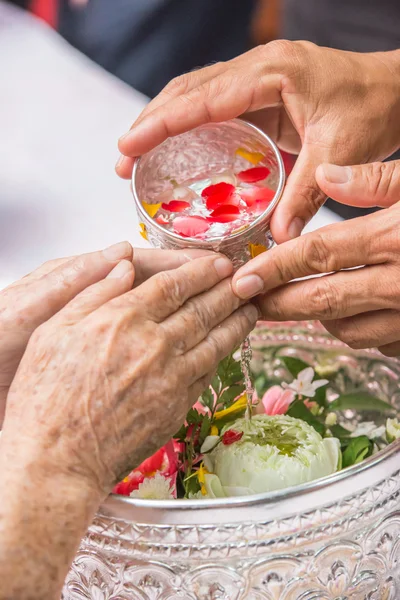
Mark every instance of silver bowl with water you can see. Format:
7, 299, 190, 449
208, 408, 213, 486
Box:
65, 321, 400, 599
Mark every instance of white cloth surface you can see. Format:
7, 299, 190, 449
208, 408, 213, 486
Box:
0, 1, 342, 291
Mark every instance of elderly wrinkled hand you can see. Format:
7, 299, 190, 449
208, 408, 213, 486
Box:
2, 254, 257, 495
116, 42, 400, 243
232, 159, 400, 356
0, 242, 214, 426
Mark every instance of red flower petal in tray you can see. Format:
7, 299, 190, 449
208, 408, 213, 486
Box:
237, 166, 270, 183
155, 214, 169, 225
162, 200, 190, 212
201, 182, 235, 199
173, 216, 211, 237
206, 191, 240, 210
222, 429, 244, 445
239, 186, 275, 207
207, 204, 240, 223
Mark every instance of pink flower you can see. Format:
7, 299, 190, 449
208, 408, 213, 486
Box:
261, 386, 295, 415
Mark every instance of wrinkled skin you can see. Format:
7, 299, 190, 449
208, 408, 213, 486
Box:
232, 159, 400, 357
0, 242, 214, 425
0, 248, 258, 600
2, 253, 257, 494
116, 41, 400, 243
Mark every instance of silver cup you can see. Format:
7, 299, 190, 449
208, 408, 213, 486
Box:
132, 119, 285, 267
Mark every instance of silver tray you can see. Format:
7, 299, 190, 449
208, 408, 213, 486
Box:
64, 321, 400, 599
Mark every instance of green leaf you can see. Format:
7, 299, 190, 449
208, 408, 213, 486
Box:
342, 435, 373, 468
280, 356, 310, 379
219, 384, 245, 407
174, 423, 188, 441
186, 408, 203, 425
200, 387, 214, 411
211, 375, 222, 395
330, 392, 392, 413
255, 375, 267, 397
287, 400, 326, 436
314, 384, 327, 408
184, 474, 201, 498
199, 415, 211, 445
329, 424, 352, 440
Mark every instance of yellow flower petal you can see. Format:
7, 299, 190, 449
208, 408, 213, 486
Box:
210, 425, 219, 436
142, 201, 161, 218
249, 242, 267, 258
235, 148, 264, 165
214, 394, 247, 420
197, 462, 209, 484
139, 223, 148, 241
231, 224, 249, 234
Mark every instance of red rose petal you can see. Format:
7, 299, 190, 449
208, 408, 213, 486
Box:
239, 187, 275, 208
207, 204, 240, 223
162, 200, 190, 212
201, 182, 235, 200
156, 214, 169, 225
222, 429, 244, 445
237, 167, 270, 183
206, 191, 241, 210
173, 216, 211, 238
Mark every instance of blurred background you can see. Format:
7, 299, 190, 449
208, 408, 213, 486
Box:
1, 0, 399, 288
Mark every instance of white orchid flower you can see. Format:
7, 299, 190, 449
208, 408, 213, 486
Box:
283, 367, 328, 398
194, 414, 340, 498
351, 421, 386, 440
130, 473, 174, 500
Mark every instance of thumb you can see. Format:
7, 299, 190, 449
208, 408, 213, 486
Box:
270, 145, 327, 244
316, 160, 400, 208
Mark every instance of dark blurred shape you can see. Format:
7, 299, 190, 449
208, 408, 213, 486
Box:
57, 0, 256, 98
282, 0, 400, 219
283, 0, 400, 53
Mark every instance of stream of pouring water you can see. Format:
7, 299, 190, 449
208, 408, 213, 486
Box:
240, 336, 254, 420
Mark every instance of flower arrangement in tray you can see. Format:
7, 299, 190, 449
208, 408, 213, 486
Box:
113, 349, 400, 500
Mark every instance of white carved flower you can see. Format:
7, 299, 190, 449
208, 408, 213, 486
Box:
196, 414, 340, 498
282, 367, 328, 398
130, 473, 174, 500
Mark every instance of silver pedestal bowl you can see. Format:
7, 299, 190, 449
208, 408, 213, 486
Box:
64, 321, 400, 600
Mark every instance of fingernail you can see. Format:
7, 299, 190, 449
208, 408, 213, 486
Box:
107, 260, 133, 279
322, 164, 352, 184
288, 217, 305, 240
235, 274, 264, 299
243, 303, 260, 324
103, 241, 132, 261
214, 257, 233, 279
115, 154, 124, 169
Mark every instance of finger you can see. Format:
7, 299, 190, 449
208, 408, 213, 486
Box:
116, 64, 228, 179
256, 265, 396, 322
115, 155, 135, 180
136, 62, 228, 124
2, 242, 133, 328
132, 248, 214, 287
270, 144, 328, 244
115, 254, 233, 321
322, 309, 400, 350
4, 258, 73, 291
53, 260, 135, 324
161, 278, 241, 353
378, 340, 400, 358
316, 160, 400, 209
232, 211, 387, 299
183, 304, 259, 384
117, 71, 282, 158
